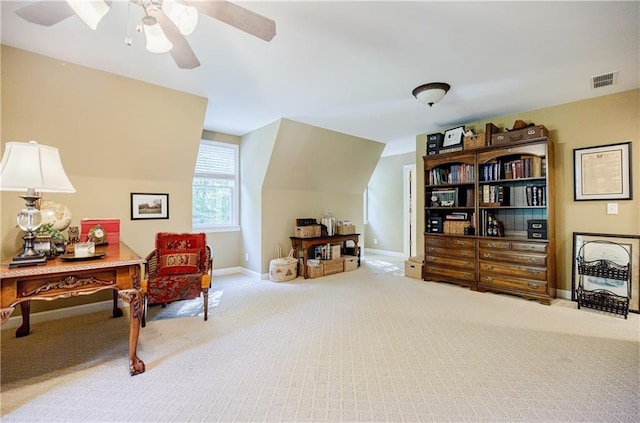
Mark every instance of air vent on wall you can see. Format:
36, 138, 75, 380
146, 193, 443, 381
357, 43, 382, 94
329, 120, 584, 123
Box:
591, 71, 618, 89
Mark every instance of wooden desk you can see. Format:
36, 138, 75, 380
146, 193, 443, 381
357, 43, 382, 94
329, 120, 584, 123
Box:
290, 233, 360, 278
0, 242, 146, 376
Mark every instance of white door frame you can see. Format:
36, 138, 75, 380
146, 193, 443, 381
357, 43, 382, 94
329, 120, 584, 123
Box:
403, 164, 417, 257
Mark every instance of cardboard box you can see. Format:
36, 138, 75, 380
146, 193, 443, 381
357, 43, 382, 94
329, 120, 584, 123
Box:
80, 218, 120, 245
343, 255, 358, 272
404, 260, 423, 279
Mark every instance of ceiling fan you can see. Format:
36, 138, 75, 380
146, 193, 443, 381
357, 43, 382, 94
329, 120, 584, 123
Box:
14, 0, 277, 69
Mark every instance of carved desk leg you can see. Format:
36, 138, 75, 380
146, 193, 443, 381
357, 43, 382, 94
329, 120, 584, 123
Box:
118, 289, 145, 376
16, 301, 31, 338
112, 290, 123, 318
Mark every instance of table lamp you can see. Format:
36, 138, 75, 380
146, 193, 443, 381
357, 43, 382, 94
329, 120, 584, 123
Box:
0, 141, 76, 267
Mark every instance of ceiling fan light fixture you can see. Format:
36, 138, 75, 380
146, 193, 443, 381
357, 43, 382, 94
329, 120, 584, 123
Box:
142, 16, 173, 54
412, 82, 451, 107
66, 0, 110, 30
162, 0, 199, 35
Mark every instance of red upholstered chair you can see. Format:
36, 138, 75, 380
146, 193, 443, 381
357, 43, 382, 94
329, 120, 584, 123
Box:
141, 232, 213, 327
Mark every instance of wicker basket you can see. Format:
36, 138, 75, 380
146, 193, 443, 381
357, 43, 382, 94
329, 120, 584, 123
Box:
294, 224, 321, 238
463, 133, 486, 150
444, 220, 471, 234
269, 245, 298, 282
308, 264, 323, 278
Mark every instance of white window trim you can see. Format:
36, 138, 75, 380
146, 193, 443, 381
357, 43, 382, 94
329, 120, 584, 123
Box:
192, 140, 240, 232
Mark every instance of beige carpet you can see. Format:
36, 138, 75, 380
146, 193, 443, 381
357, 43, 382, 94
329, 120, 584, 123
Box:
1, 256, 639, 422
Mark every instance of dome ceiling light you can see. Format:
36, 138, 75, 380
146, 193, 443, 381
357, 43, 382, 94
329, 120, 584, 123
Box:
412, 82, 451, 107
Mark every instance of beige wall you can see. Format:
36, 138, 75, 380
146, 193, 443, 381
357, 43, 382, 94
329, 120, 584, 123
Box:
1, 46, 207, 313
415, 89, 640, 296
240, 120, 280, 273
258, 119, 384, 273
365, 152, 415, 253
1, 46, 208, 261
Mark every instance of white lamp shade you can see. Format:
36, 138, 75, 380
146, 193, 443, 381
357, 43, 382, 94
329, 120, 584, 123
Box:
143, 18, 174, 53
66, 0, 110, 30
162, 0, 199, 35
0, 141, 76, 193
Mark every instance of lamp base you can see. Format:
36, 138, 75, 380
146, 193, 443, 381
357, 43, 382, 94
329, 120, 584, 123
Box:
9, 254, 47, 268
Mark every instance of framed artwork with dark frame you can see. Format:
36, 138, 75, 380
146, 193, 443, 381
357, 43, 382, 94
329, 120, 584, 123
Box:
571, 232, 639, 313
573, 141, 631, 201
131, 193, 169, 220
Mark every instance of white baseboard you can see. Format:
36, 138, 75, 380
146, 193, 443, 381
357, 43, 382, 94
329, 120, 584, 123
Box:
363, 248, 405, 258
557, 289, 571, 300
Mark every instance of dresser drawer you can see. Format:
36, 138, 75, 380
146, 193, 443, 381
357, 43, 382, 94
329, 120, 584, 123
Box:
425, 235, 476, 248
479, 261, 547, 281
478, 250, 547, 267
425, 254, 475, 270
425, 245, 475, 259
479, 239, 548, 253
511, 241, 547, 254
479, 239, 510, 250
479, 274, 548, 295
425, 265, 476, 283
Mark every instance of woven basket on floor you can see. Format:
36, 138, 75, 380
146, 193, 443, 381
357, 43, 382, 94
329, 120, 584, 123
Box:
269, 244, 298, 282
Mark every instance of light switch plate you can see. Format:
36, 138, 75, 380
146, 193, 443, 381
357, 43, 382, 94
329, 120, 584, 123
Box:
607, 203, 618, 215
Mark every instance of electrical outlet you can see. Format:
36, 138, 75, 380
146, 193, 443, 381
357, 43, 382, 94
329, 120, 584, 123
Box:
245, 253, 249, 261
374, 238, 378, 245
607, 203, 618, 215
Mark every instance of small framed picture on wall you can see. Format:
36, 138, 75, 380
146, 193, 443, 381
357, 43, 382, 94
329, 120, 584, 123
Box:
131, 193, 169, 220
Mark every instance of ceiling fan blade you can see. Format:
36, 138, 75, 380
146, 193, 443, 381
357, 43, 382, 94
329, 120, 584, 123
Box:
150, 10, 201, 69
184, 0, 276, 42
15, 1, 75, 26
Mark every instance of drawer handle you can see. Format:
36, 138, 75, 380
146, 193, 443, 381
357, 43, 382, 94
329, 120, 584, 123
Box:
486, 265, 494, 270
455, 240, 466, 245
463, 273, 472, 279
428, 247, 436, 253
426, 257, 436, 262
487, 242, 499, 248
463, 261, 472, 267
527, 258, 538, 264
461, 251, 471, 257
483, 253, 493, 259
528, 270, 541, 276
431, 239, 441, 244
528, 283, 540, 289
486, 276, 493, 282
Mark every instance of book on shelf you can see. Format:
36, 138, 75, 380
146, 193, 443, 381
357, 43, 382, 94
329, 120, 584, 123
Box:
511, 185, 527, 206
525, 185, 546, 206
445, 212, 468, 220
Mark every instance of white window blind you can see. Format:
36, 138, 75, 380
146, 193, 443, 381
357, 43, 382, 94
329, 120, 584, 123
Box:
192, 140, 239, 230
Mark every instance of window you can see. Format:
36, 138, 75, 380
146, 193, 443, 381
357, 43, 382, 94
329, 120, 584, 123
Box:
192, 140, 239, 231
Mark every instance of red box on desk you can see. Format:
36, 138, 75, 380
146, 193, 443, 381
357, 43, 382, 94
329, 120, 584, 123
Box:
80, 218, 120, 244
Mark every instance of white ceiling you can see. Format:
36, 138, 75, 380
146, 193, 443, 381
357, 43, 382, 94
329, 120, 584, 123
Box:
2, 1, 639, 156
